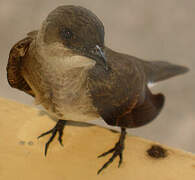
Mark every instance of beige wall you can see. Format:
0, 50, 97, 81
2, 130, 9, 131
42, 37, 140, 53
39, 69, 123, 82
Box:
0, 0, 194, 152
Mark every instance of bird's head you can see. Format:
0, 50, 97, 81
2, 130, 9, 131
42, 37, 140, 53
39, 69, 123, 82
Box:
39, 5, 108, 70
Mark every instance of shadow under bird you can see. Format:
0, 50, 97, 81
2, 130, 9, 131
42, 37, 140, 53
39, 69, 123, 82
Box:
7, 5, 189, 174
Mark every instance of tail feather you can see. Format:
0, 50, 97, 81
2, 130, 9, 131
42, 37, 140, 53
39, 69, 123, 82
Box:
143, 60, 189, 83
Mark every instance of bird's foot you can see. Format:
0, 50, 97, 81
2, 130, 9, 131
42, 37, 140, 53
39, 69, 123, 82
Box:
38, 120, 66, 156
97, 128, 126, 174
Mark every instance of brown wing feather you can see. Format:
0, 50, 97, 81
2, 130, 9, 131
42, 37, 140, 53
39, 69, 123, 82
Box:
117, 87, 165, 128
88, 48, 165, 128
7, 35, 36, 97
88, 48, 147, 127
142, 60, 189, 83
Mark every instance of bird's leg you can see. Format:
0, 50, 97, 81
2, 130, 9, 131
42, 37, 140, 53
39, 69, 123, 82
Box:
38, 119, 67, 156
97, 127, 126, 174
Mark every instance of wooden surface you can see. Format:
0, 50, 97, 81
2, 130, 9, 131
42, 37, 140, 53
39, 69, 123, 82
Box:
0, 97, 195, 180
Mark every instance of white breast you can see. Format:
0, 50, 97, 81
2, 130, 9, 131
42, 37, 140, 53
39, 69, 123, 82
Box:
24, 40, 99, 122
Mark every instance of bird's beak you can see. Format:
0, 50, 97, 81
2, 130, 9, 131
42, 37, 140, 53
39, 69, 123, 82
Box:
76, 44, 108, 70
95, 45, 108, 69
89, 45, 108, 70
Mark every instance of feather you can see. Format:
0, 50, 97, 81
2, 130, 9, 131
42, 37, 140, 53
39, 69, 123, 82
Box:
142, 60, 189, 83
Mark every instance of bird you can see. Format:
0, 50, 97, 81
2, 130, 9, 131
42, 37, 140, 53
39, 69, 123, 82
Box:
7, 5, 189, 174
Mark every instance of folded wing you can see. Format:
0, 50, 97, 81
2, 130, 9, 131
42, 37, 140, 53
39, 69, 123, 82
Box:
142, 60, 189, 83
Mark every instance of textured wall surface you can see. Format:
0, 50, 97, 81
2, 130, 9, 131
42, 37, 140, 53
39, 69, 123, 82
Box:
0, 0, 194, 152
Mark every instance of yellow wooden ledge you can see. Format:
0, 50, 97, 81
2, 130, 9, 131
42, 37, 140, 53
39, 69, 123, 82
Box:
0, 97, 195, 179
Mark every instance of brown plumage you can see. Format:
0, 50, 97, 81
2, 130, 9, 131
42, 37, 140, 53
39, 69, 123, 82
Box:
7, 5, 189, 174
7, 36, 35, 97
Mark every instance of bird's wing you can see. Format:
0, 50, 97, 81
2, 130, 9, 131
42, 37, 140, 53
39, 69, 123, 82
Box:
121, 87, 165, 128
88, 48, 187, 128
141, 60, 189, 84
7, 31, 38, 97
88, 48, 147, 127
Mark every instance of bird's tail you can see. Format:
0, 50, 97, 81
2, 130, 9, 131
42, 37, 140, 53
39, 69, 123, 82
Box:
142, 60, 189, 83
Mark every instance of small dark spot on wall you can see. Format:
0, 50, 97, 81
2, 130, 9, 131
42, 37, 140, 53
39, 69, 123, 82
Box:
28, 141, 34, 146
19, 140, 34, 146
147, 145, 167, 159
19, 141, 26, 145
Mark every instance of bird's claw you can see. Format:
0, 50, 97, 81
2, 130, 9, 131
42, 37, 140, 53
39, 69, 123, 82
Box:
38, 120, 66, 156
97, 142, 124, 174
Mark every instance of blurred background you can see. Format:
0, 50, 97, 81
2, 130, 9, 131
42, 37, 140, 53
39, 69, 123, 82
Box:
0, 0, 194, 152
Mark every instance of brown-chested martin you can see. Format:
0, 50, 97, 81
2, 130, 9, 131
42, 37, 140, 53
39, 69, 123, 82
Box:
7, 5, 189, 174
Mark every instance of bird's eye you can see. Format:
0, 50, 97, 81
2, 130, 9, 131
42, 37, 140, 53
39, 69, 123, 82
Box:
61, 28, 73, 40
